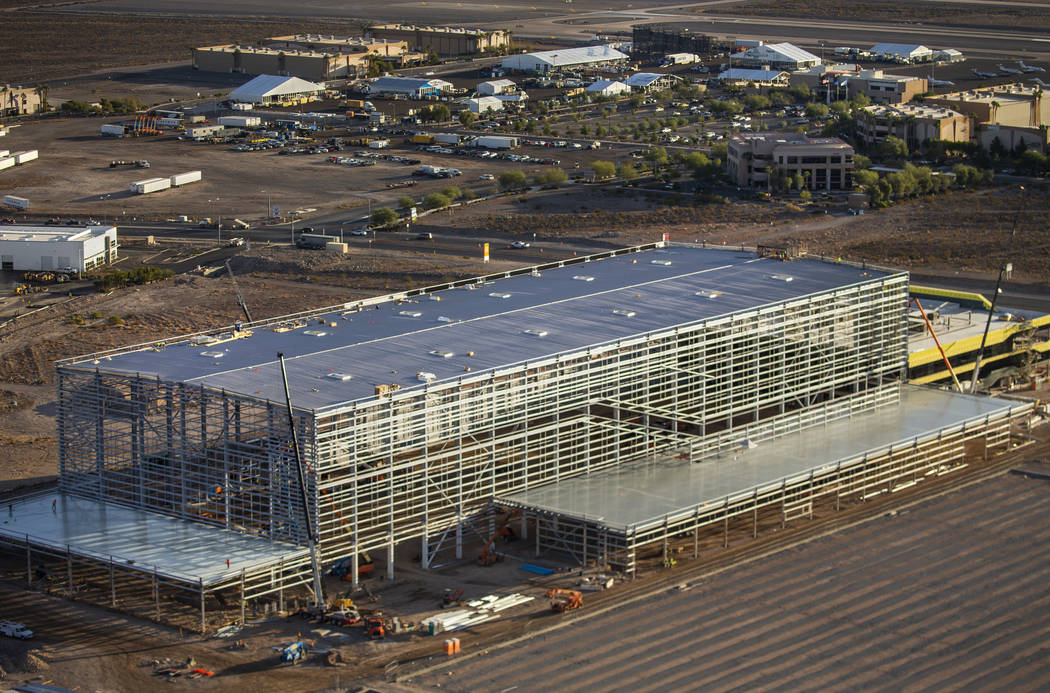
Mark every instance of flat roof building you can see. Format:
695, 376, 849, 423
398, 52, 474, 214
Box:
717, 67, 789, 87
858, 103, 971, 147
228, 74, 324, 105
463, 96, 503, 114
502, 45, 628, 74
0, 225, 117, 272
792, 66, 928, 104
925, 83, 1050, 128
727, 132, 855, 191
478, 79, 516, 95
366, 24, 509, 56
0, 85, 45, 117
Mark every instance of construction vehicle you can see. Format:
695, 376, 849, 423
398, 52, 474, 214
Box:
441, 589, 466, 609
280, 639, 308, 664
327, 609, 362, 626
366, 614, 386, 640
327, 553, 375, 581
23, 271, 56, 283
545, 588, 583, 612
110, 160, 150, 168
478, 510, 520, 566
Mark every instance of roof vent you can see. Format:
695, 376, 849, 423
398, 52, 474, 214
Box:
200, 350, 224, 358
430, 349, 455, 358
327, 372, 353, 381
769, 274, 794, 282
572, 275, 595, 282
531, 270, 542, 277
304, 330, 328, 336
695, 290, 723, 299
417, 371, 436, 382
489, 292, 512, 299
193, 335, 220, 346
428, 295, 441, 301
650, 260, 672, 266
398, 310, 422, 317
523, 328, 548, 337
612, 309, 636, 317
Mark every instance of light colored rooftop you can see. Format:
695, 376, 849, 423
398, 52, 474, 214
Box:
367, 23, 498, 36
0, 225, 115, 242
0, 492, 308, 585
516, 45, 628, 66
61, 245, 902, 412
863, 103, 964, 119
497, 387, 1023, 531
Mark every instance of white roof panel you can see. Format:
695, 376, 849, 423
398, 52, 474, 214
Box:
230, 74, 322, 100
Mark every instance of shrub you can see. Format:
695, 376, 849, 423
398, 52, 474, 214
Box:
370, 207, 399, 227
499, 170, 528, 190
423, 192, 452, 209
89, 311, 103, 319
107, 315, 123, 325
94, 267, 173, 293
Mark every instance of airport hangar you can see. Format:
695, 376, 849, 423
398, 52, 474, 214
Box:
0, 243, 1030, 630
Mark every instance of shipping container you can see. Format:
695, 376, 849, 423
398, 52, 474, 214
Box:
218, 116, 261, 128
473, 136, 518, 150
169, 170, 203, 187
231, 102, 253, 111
187, 114, 206, 123
435, 133, 460, 145
0, 157, 15, 171
130, 177, 171, 194
12, 150, 38, 164
296, 233, 333, 249
413, 134, 436, 144
100, 123, 125, 137
0, 150, 8, 157
368, 139, 390, 149
2, 195, 29, 210
325, 241, 348, 254
157, 118, 182, 128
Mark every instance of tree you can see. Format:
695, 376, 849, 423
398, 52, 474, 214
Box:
441, 185, 463, 200
420, 104, 451, 123
499, 170, 528, 190
591, 160, 616, 179
423, 192, 452, 209
852, 169, 879, 189
617, 162, 639, 182
805, 103, 829, 119
459, 110, 476, 127
397, 195, 415, 209
371, 207, 398, 227
535, 168, 568, 185
879, 135, 908, 162
799, 189, 812, 202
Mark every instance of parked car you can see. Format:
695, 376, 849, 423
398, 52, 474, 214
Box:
0, 621, 32, 640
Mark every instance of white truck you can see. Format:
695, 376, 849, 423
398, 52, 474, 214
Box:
3, 195, 30, 210
0, 620, 33, 639
473, 135, 518, 150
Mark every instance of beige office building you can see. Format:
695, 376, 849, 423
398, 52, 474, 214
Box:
792, 67, 928, 104
728, 133, 855, 191
925, 83, 1050, 127
0, 85, 45, 117
858, 103, 971, 147
366, 24, 510, 55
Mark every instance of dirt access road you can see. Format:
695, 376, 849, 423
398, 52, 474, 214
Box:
406, 464, 1050, 692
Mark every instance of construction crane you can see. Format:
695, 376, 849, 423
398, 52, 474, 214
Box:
545, 588, 583, 612
279, 352, 326, 611
225, 260, 252, 323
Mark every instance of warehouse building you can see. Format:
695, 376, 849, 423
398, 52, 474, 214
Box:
501, 45, 628, 74
366, 76, 454, 98
228, 74, 324, 105
586, 79, 631, 97
870, 43, 933, 63
858, 103, 971, 147
727, 133, 855, 191
0, 225, 117, 272
979, 123, 1050, 154
736, 42, 820, 70
477, 79, 516, 96
0, 243, 1032, 631
463, 96, 504, 114
366, 24, 509, 56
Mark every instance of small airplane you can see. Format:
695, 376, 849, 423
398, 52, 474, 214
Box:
1031, 77, 1050, 88
972, 69, 998, 78
928, 77, 955, 87
998, 64, 1023, 75
1019, 61, 1046, 73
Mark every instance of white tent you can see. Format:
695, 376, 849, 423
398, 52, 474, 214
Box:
229, 75, 323, 104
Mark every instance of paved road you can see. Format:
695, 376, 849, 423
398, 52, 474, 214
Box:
409, 469, 1050, 692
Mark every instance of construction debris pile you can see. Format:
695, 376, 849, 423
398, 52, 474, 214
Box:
422, 593, 534, 635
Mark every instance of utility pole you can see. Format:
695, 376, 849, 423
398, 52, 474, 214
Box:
968, 262, 1012, 393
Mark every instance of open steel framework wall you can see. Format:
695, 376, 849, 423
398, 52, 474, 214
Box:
505, 401, 1030, 573
51, 252, 908, 586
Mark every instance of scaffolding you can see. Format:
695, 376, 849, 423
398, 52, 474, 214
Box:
39, 244, 912, 596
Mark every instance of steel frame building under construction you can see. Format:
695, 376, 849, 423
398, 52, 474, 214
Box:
0, 242, 1032, 629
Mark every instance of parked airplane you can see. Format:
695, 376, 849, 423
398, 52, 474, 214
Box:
998, 64, 1023, 75
1019, 61, 1046, 73
929, 77, 955, 87
972, 69, 998, 78
1031, 77, 1050, 87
